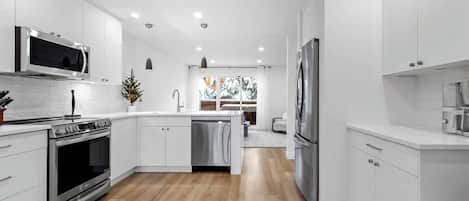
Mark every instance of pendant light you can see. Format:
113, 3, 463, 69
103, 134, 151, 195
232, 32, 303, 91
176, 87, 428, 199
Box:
145, 58, 153, 70
200, 56, 208, 69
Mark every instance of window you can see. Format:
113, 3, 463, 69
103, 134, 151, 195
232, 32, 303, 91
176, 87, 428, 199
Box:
199, 76, 257, 125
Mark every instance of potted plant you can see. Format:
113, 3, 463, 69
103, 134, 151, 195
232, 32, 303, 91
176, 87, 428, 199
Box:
0, 91, 13, 126
121, 69, 143, 112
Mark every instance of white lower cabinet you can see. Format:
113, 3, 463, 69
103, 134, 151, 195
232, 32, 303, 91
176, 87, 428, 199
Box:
374, 158, 418, 201
165, 127, 191, 167
349, 129, 469, 201
138, 117, 191, 171
349, 148, 374, 201
2, 187, 45, 201
139, 126, 166, 166
0, 131, 47, 201
350, 147, 418, 201
110, 118, 137, 181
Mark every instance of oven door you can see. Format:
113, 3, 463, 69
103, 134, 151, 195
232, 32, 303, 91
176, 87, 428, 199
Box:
49, 130, 110, 201
15, 26, 90, 79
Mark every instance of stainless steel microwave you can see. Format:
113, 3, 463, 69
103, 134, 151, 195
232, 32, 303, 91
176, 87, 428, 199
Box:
15, 26, 90, 79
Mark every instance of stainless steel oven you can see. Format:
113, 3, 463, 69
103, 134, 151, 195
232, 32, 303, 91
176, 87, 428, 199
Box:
48, 120, 111, 201
15, 26, 90, 79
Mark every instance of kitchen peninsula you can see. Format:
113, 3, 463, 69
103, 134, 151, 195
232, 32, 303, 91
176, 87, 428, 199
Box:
85, 111, 244, 184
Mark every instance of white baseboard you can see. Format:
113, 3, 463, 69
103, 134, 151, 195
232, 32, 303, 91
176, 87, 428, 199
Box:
111, 168, 136, 186
286, 150, 295, 160
136, 166, 192, 173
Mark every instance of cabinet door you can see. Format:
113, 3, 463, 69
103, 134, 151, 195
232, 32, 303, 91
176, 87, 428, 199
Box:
139, 127, 166, 166
419, 0, 469, 67
0, 0, 14, 72
110, 118, 137, 180
382, 0, 419, 74
374, 159, 418, 201
84, 2, 122, 84
166, 127, 191, 167
349, 148, 375, 201
15, 0, 84, 42
105, 16, 123, 84
83, 2, 107, 83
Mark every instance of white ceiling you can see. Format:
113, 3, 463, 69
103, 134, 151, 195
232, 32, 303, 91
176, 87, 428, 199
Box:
91, 0, 303, 67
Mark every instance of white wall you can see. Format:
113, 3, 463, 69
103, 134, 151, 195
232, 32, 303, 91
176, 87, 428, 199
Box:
265, 66, 287, 129
321, 0, 387, 200
123, 31, 188, 112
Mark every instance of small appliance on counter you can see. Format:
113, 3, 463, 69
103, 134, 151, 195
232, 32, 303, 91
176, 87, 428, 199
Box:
442, 80, 469, 136
0, 90, 14, 126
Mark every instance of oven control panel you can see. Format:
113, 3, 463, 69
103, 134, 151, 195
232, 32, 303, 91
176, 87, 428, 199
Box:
51, 119, 111, 138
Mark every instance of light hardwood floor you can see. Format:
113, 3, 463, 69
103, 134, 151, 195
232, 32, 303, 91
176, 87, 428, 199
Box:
101, 148, 305, 201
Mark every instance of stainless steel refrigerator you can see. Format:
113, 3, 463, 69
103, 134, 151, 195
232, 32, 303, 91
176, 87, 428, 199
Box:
295, 38, 319, 201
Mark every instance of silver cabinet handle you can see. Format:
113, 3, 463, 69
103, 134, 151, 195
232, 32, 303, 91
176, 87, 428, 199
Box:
374, 162, 380, 167
368, 159, 374, 164
0, 176, 12, 182
366, 143, 383, 151
0, 144, 12, 149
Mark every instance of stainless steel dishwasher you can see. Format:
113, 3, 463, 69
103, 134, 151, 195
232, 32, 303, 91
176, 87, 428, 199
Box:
191, 118, 231, 167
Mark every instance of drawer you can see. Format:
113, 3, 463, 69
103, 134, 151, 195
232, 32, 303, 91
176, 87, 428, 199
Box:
139, 117, 191, 127
350, 130, 420, 176
0, 131, 47, 158
2, 187, 45, 201
0, 148, 47, 200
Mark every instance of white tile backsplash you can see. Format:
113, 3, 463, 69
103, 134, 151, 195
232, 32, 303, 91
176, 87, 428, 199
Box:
0, 75, 126, 121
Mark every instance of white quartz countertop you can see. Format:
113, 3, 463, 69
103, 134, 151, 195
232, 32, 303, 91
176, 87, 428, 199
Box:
84, 111, 243, 120
347, 123, 469, 150
0, 124, 51, 137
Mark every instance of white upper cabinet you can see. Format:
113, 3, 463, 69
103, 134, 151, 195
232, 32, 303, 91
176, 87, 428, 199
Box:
383, 0, 469, 75
0, 0, 14, 73
83, 1, 122, 84
15, 0, 84, 43
382, 0, 419, 75
419, 0, 469, 68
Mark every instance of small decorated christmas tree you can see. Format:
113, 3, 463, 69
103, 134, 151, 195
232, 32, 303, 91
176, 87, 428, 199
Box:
121, 68, 143, 106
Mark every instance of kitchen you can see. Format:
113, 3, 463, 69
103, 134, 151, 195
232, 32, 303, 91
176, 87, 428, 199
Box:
2, 0, 469, 201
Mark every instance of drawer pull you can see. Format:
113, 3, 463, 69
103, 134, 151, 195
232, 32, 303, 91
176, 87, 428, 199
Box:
366, 143, 383, 151
0, 176, 12, 182
0, 144, 12, 149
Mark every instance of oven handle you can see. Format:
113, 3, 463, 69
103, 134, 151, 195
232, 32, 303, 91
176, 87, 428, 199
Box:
56, 131, 110, 147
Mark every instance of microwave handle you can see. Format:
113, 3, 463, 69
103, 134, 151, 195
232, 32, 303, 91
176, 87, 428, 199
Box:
80, 46, 87, 74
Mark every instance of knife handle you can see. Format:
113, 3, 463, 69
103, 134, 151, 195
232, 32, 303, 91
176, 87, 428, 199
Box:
71, 90, 75, 116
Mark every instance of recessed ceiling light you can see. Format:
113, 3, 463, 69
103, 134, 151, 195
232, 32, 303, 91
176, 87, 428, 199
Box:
130, 12, 140, 19
195, 46, 203, 51
193, 12, 203, 19
210, 59, 216, 64
258, 46, 265, 52
257, 59, 263, 64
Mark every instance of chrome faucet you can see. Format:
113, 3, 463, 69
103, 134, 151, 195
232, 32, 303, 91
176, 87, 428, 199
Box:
172, 89, 184, 112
